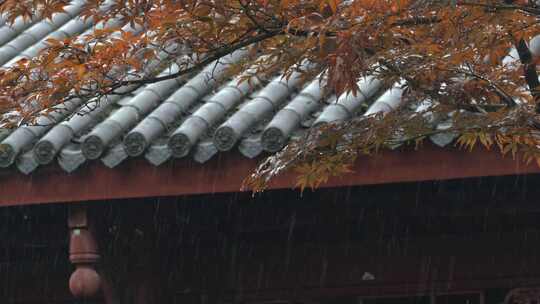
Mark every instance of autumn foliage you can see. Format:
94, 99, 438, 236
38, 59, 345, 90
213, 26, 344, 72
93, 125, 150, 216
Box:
0, 0, 539, 191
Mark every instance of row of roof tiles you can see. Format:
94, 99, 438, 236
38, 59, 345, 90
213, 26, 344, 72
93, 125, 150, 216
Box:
0, 1, 537, 175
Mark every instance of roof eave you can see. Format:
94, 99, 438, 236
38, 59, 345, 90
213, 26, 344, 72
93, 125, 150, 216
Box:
0, 142, 538, 207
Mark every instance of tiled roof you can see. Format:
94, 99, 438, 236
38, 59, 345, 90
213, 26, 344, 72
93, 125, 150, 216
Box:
0, 2, 538, 175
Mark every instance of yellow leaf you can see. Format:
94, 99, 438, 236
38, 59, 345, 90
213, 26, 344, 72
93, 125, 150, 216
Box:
75, 65, 86, 79
478, 132, 492, 149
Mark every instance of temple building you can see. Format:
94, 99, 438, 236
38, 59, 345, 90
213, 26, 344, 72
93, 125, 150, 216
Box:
1, 1, 540, 304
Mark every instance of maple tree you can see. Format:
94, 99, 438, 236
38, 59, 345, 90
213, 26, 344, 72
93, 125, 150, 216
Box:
0, 0, 539, 191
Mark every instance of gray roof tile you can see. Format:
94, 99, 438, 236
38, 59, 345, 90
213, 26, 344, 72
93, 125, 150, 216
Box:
124, 50, 248, 156
261, 76, 326, 152
0, 1, 84, 66
0, 2, 536, 174
314, 75, 383, 125
168, 67, 263, 158
0, 16, 39, 47
145, 142, 171, 166
213, 64, 311, 151
58, 144, 85, 172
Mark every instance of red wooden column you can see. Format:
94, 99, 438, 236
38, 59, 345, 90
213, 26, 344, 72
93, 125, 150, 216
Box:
68, 204, 102, 299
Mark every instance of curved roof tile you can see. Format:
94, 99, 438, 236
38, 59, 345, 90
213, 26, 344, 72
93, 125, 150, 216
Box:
0, 1, 536, 174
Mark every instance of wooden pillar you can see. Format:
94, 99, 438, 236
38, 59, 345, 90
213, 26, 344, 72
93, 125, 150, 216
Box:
68, 204, 102, 299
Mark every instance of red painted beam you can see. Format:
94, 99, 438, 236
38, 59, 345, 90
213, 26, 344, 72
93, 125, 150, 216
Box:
0, 143, 539, 207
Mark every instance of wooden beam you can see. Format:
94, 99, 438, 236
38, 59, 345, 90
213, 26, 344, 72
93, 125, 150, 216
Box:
0, 143, 539, 206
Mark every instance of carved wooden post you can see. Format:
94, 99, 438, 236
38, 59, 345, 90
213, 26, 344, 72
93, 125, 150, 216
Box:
68, 204, 102, 298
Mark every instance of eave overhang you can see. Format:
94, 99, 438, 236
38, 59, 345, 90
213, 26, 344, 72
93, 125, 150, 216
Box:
1, 143, 539, 207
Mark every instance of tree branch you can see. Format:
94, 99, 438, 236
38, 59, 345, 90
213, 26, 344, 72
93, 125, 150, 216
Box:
513, 38, 540, 113
106, 28, 283, 93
